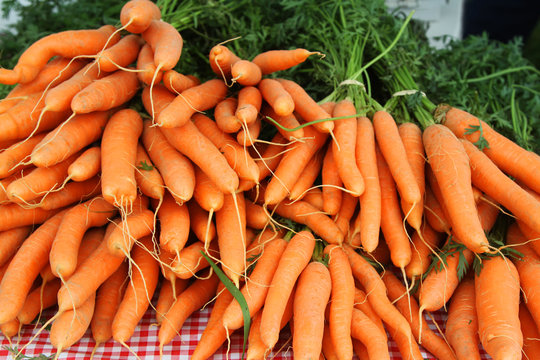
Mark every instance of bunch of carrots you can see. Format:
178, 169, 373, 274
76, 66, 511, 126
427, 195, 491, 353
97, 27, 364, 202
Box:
0, 0, 539, 359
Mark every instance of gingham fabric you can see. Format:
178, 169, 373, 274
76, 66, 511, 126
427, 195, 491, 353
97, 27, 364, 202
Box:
0, 303, 491, 360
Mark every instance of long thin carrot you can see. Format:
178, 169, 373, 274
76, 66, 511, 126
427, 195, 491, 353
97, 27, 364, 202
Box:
0, 203, 59, 232
289, 150, 324, 200
67, 147, 101, 182
252, 48, 319, 75
0, 226, 32, 267
188, 198, 217, 244
322, 145, 343, 216
293, 261, 332, 360
350, 308, 391, 360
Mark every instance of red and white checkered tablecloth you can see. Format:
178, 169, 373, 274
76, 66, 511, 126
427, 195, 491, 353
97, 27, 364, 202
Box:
0, 304, 491, 360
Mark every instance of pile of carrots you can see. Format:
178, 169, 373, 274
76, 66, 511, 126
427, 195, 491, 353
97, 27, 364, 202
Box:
0, 0, 539, 359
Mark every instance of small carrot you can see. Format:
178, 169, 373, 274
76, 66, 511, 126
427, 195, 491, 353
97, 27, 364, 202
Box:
67, 146, 101, 182
258, 78, 295, 117
0, 203, 59, 232
155, 277, 189, 325
158, 192, 190, 253
245, 200, 271, 230
134, 144, 164, 200
188, 200, 217, 244
120, 0, 161, 34
136, 43, 163, 85
293, 262, 332, 360
236, 86, 262, 126
162, 70, 200, 94
171, 240, 219, 279
252, 48, 319, 75
231, 59, 262, 86
289, 150, 324, 200
322, 145, 343, 216
98, 34, 143, 72
209, 45, 241, 78
405, 223, 444, 279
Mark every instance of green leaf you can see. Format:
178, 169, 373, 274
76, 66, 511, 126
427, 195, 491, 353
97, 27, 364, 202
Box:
200, 251, 250, 360
136, 160, 154, 171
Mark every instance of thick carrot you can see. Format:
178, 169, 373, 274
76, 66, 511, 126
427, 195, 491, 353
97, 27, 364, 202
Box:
142, 120, 195, 204
17, 278, 61, 325
31, 111, 110, 167
161, 119, 239, 194
405, 223, 444, 279
157, 79, 227, 128
158, 271, 219, 347
382, 272, 456, 360
163, 70, 200, 94
71, 70, 140, 114
332, 99, 364, 196
50, 292, 96, 352
277, 79, 334, 133
91, 262, 128, 345
258, 78, 295, 117
112, 236, 159, 343
289, 150, 324, 200
0, 226, 31, 267
236, 86, 262, 126
137, 43, 163, 85
155, 277, 189, 325
520, 303, 540, 360
398, 122, 425, 230
222, 237, 288, 330
261, 104, 305, 141
376, 145, 411, 268
209, 45, 241, 78
57, 239, 125, 312
191, 284, 234, 360
293, 261, 332, 360
216, 192, 246, 287
245, 200, 270, 230
0, 133, 46, 178
322, 145, 343, 216
443, 106, 540, 194
446, 278, 480, 360
343, 244, 415, 349
232, 59, 262, 86
67, 146, 101, 182
188, 200, 217, 244
49, 197, 116, 278
158, 192, 190, 253
424, 185, 451, 234
192, 113, 259, 183
0, 92, 71, 143
135, 144, 164, 200
506, 223, 540, 328
475, 256, 522, 359
260, 231, 316, 350
171, 240, 219, 279
350, 116, 381, 251
350, 308, 391, 360
265, 125, 328, 205
423, 124, 489, 253
322, 323, 339, 360
0, 203, 59, 232
120, 0, 161, 34
373, 110, 421, 206
107, 207, 154, 257
252, 48, 319, 75
0, 57, 85, 113
325, 245, 355, 360
98, 34, 143, 72
0, 209, 66, 323
1, 25, 119, 84
272, 200, 344, 245
353, 288, 385, 335
462, 139, 540, 234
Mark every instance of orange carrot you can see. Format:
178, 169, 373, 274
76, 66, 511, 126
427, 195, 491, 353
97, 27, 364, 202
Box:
106, 207, 154, 257
158, 192, 190, 253
443, 106, 540, 194
398, 122, 425, 230
261, 105, 304, 142
424, 185, 451, 234
161, 119, 240, 194
245, 200, 270, 230
17, 278, 61, 325
289, 150, 324, 200
293, 261, 332, 360
209, 45, 241, 78
260, 231, 316, 350
475, 256, 522, 359
258, 78, 295, 117
353, 288, 385, 335
120, 0, 161, 34
332, 99, 365, 196
157, 79, 227, 128
373, 110, 421, 207
272, 200, 344, 245
135, 144, 164, 200
0, 226, 31, 267
231, 59, 262, 86
98, 34, 143, 72
446, 278, 480, 360
252, 48, 319, 75
142, 120, 195, 204
520, 303, 540, 360
171, 240, 219, 279
155, 277, 189, 325
112, 236, 159, 343
325, 245, 355, 360
192, 165, 224, 214
0, 203, 59, 232
50, 197, 116, 278
158, 271, 219, 347
350, 308, 391, 360
0, 209, 66, 323
322, 323, 339, 360
334, 192, 358, 241
0, 133, 46, 178
188, 200, 217, 244
31, 111, 110, 167
405, 223, 444, 279
236, 86, 262, 126
277, 79, 334, 133
71, 69, 139, 113
67, 146, 101, 182
137, 43, 163, 85
322, 145, 343, 216
1, 25, 119, 84
162, 70, 200, 94
423, 124, 489, 253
